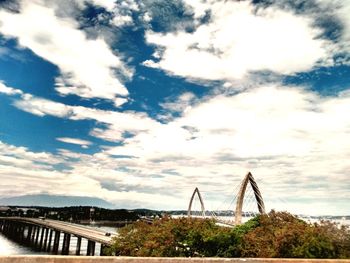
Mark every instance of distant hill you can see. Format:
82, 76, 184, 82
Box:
0, 194, 115, 208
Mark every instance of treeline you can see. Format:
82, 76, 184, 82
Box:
1, 206, 139, 222
107, 211, 350, 258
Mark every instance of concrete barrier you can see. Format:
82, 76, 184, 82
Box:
0, 256, 350, 263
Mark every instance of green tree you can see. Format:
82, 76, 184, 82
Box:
108, 217, 236, 257
241, 211, 350, 258
107, 211, 350, 259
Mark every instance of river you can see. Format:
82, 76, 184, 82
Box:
0, 233, 38, 255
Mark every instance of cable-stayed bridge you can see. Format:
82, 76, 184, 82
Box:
187, 172, 266, 226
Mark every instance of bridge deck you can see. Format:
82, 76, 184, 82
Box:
0, 217, 115, 245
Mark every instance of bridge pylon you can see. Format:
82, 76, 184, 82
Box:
235, 172, 265, 225
187, 187, 206, 218
186, 172, 266, 225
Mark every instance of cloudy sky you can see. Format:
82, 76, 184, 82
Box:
0, 0, 349, 215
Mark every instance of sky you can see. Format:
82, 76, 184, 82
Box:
0, 0, 349, 216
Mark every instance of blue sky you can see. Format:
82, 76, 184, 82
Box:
0, 0, 349, 215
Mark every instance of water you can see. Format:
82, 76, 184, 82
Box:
0, 234, 46, 255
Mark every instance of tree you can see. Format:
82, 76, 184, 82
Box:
107, 211, 350, 259
108, 217, 236, 257
241, 211, 350, 258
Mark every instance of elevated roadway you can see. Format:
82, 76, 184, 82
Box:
0, 217, 117, 255
0, 217, 114, 245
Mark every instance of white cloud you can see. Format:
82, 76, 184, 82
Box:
0, 155, 102, 200
316, 0, 350, 62
183, 0, 209, 20
3, 83, 350, 214
85, 0, 139, 27
160, 92, 196, 113
0, 140, 182, 209
142, 12, 152, 23
336, 1, 350, 52
110, 0, 139, 27
112, 14, 133, 27
87, 0, 116, 11
14, 94, 72, 117
144, 0, 330, 81
13, 92, 160, 142
102, 85, 350, 214
0, 82, 23, 96
0, 0, 130, 102
0, 141, 62, 168
56, 137, 92, 148
114, 97, 128, 107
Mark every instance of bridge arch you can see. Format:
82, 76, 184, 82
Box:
187, 187, 206, 218
235, 172, 265, 225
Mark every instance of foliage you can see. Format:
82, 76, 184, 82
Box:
108, 215, 259, 257
108, 211, 350, 258
240, 211, 350, 258
108, 217, 234, 257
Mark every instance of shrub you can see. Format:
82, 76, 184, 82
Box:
107, 211, 350, 258
240, 211, 350, 258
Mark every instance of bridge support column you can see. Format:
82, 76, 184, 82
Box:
18, 224, 22, 242
87, 240, 95, 256
53, 230, 61, 254
8, 222, 14, 239
26, 225, 32, 244
12, 222, 17, 239
31, 226, 37, 243
3, 221, 8, 234
7, 221, 12, 236
100, 244, 107, 256
75, 237, 82, 255
16, 223, 21, 241
34, 226, 41, 248
43, 228, 49, 251
39, 227, 45, 250
8, 222, 15, 238
47, 229, 53, 252
62, 233, 71, 255
19, 224, 25, 242
5, 221, 10, 234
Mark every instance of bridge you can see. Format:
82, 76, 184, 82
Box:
187, 172, 266, 225
0, 217, 115, 256
0, 172, 265, 256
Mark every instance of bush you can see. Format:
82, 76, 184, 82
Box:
240, 211, 350, 258
107, 211, 350, 258
108, 216, 237, 257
